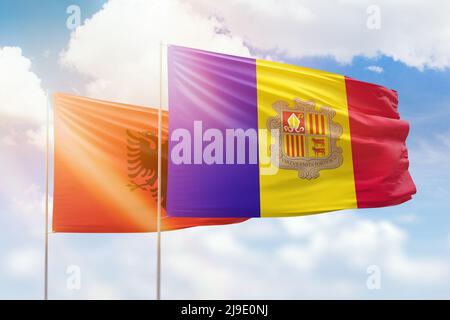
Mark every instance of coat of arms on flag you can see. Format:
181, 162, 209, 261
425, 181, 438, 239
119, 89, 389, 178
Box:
267, 98, 343, 180
126, 129, 168, 208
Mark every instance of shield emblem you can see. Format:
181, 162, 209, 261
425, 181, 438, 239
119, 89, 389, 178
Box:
267, 98, 343, 180
282, 110, 331, 159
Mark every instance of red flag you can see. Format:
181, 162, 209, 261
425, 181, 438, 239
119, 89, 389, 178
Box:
53, 93, 247, 232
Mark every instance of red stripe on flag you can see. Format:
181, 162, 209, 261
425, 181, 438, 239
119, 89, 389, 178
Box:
309, 113, 313, 134
291, 136, 295, 157
315, 114, 319, 134
286, 135, 289, 155
300, 135, 304, 157
286, 135, 291, 156
345, 76, 416, 208
293, 135, 296, 157
321, 115, 325, 135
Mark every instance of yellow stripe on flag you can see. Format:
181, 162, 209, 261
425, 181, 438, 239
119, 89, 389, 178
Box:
256, 59, 357, 217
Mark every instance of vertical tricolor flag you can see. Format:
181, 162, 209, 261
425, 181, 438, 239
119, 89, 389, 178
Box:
167, 46, 416, 218
52, 93, 247, 232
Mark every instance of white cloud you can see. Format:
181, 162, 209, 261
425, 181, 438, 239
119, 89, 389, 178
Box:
0, 135, 16, 146
6, 213, 446, 299
0, 47, 47, 124
0, 122, 48, 150
60, 0, 450, 109
385, 253, 448, 284
161, 214, 450, 298
366, 65, 384, 73
26, 125, 47, 149
0, 46, 48, 296
8, 184, 48, 238
191, 0, 450, 70
3, 248, 41, 279
279, 215, 449, 285
60, 0, 251, 107
11, 184, 45, 217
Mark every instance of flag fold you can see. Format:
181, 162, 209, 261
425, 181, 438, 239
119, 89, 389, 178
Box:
166, 46, 416, 218
53, 93, 247, 232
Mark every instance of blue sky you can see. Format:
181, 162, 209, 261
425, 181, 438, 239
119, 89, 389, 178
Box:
1, 0, 450, 299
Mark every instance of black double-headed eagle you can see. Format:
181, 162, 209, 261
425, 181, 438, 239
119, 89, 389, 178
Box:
126, 129, 168, 208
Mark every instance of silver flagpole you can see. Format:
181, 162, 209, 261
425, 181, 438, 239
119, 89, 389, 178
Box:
156, 42, 164, 300
44, 91, 50, 300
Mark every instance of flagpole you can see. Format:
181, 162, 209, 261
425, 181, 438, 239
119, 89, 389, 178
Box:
156, 41, 164, 300
44, 91, 50, 300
